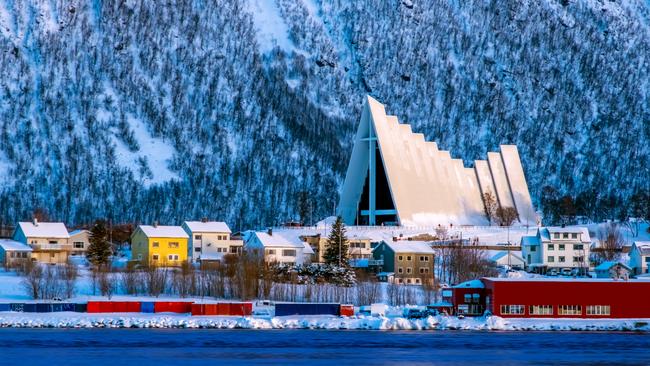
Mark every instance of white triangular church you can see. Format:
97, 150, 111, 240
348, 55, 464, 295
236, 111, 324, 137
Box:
338, 96, 537, 227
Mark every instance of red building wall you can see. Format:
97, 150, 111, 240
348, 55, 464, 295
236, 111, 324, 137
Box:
482, 279, 650, 319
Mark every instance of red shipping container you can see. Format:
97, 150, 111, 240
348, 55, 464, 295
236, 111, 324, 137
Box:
191, 303, 204, 316
340, 305, 354, 317
87, 301, 111, 313
113, 302, 141, 313
229, 302, 253, 316
217, 302, 230, 315
202, 304, 219, 315
154, 302, 193, 313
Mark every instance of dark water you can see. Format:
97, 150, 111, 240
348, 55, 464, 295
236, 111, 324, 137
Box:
0, 329, 648, 365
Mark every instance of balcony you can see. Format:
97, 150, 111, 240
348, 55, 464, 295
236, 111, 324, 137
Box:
30, 243, 72, 251
368, 259, 384, 266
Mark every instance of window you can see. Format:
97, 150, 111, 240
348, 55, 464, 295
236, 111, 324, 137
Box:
51, 253, 56, 258
547, 244, 554, 250
420, 256, 425, 261
194, 247, 201, 252
267, 249, 276, 255
424, 256, 429, 262
282, 249, 296, 257
558, 305, 582, 316
472, 294, 480, 304
500, 305, 524, 315
168, 242, 179, 248
558, 244, 565, 250
645, 257, 650, 263
406, 268, 412, 274
548, 256, 554, 263
152, 242, 159, 248
9, 252, 15, 258
574, 244, 583, 250
406, 279, 412, 284
553, 233, 560, 239
530, 246, 536, 252
167, 254, 179, 261
571, 233, 578, 239
563, 233, 569, 239
398, 267, 403, 274
574, 256, 584, 263
464, 294, 471, 303
49, 240, 57, 244
74, 242, 84, 249
559, 256, 566, 263
586, 305, 610, 316
398, 255, 403, 261
195, 235, 202, 240
407, 256, 412, 261
230, 247, 239, 254
529, 305, 553, 315
419, 268, 429, 274
152, 254, 159, 261
415, 278, 421, 284
137, 254, 143, 260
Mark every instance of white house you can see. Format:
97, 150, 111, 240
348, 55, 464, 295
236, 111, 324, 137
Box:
182, 220, 243, 263
12, 220, 71, 264
0, 239, 32, 267
69, 229, 90, 256
490, 251, 525, 270
244, 230, 313, 265
594, 261, 632, 279
630, 241, 650, 275
520, 226, 592, 275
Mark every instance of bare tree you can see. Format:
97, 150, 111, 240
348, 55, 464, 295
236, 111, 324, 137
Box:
59, 261, 79, 299
595, 223, 625, 263
21, 261, 44, 299
482, 191, 498, 225
143, 266, 168, 297
98, 267, 116, 299
121, 263, 140, 295
496, 207, 518, 226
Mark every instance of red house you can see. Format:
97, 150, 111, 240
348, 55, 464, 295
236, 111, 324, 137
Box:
482, 278, 650, 319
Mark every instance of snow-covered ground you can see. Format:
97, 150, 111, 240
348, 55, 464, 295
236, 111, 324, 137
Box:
0, 312, 647, 331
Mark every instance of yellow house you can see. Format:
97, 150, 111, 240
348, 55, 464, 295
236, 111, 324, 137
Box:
131, 224, 189, 266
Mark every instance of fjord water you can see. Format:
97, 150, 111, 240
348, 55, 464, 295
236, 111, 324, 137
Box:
0, 329, 647, 365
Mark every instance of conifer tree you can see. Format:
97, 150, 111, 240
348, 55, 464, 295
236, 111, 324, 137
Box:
324, 216, 349, 267
87, 220, 112, 267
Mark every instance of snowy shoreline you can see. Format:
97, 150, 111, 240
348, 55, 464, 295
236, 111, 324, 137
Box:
0, 313, 648, 332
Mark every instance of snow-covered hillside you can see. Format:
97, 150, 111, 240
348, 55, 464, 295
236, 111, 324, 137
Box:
0, 0, 648, 229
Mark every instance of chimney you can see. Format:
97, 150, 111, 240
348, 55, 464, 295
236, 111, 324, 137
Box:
153, 221, 158, 228
33, 218, 38, 226
267, 228, 272, 236
201, 217, 208, 223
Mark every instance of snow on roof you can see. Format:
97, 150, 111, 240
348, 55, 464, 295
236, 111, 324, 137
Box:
17, 222, 69, 239
0, 239, 33, 251
302, 242, 315, 255
379, 240, 435, 254
453, 279, 485, 288
69, 229, 88, 236
520, 235, 540, 246
183, 221, 231, 233
633, 241, 650, 255
491, 251, 524, 263
595, 261, 631, 271
251, 232, 304, 248
137, 225, 189, 238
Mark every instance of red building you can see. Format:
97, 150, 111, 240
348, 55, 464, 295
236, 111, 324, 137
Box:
482, 278, 650, 319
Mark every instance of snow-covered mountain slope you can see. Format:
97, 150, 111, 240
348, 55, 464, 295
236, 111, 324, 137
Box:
0, 0, 648, 228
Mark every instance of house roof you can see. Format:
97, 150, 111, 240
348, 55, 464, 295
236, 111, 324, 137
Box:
137, 225, 189, 239
17, 222, 69, 239
0, 239, 33, 251
69, 229, 89, 237
453, 279, 485, 289
595, 261, 632, 272
377, 240, 435, 254
633, 241, 650, 255
491, 251, 524, 263
520, 235, 540, 246
183, 221, 231, 233
250, 232, 304, 248
539, 227, 591, 242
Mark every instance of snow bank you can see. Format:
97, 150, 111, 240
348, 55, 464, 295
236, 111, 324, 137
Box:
0, 313, 647, 331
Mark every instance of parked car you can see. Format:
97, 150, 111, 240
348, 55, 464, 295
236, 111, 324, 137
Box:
547, 268, 558, 276
560, 268, 572, 276
405, 308, 428, 319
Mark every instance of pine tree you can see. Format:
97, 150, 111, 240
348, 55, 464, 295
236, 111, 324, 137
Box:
324, 216, 349, 267
87, 220, 112, 267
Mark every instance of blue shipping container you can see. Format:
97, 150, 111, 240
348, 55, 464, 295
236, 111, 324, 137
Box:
51, 303, 76, 312
74, 303, 87, 313
10, 303, 24, 312
275, 303, 340, 317
22, 303, 38, 313
36, 303, 52, 313
141, 302, 155, 313
0, 303, 10, 312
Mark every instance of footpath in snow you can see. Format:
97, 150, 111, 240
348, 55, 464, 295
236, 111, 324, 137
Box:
0, 313, 648, 332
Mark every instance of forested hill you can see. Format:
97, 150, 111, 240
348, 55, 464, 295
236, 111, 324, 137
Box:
0, 0, 648, 229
